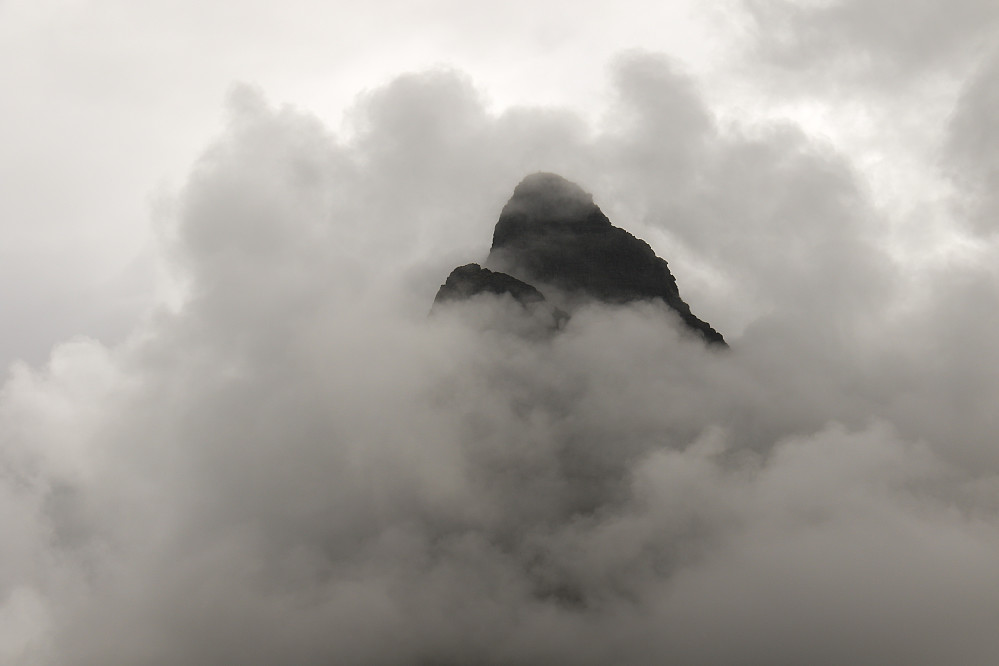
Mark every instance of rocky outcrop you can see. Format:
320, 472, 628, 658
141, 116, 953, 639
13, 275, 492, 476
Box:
434, 263, 546, 308
432, 263, 567, 334
435, 173, 726, 346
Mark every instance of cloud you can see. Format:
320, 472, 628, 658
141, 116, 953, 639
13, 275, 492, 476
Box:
745, 0, 999, 80
2, 52, 999, 665
944, 49, 999, 235
739, 1, 999, 241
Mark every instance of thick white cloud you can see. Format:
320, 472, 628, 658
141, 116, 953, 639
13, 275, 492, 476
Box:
2, 47, 999, 664
743, 0, 999, 242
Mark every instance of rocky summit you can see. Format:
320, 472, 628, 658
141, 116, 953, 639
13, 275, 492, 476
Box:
434, 173, 726, 346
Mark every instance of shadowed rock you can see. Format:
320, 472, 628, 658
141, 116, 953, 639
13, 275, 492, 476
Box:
436, 173, 726, 345
432, 263, 566, 333
434, 263, 547, 308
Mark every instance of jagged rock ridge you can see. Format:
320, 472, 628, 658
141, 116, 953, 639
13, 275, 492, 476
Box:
434, 263, 546, 307
434, 173, 725, 346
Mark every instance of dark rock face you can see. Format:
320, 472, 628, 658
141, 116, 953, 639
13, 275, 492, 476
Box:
432, 263, 567, 334
435, 173, 726, 346
434, 263, 547, 308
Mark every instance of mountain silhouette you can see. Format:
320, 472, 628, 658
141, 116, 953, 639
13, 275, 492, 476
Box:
434, 173, 725, 346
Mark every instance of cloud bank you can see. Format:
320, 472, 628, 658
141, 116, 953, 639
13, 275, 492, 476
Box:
2, 48, 999, 665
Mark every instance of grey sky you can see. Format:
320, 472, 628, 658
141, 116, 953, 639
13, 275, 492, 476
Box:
2, 1, 999, 664
0, 0, 734, 367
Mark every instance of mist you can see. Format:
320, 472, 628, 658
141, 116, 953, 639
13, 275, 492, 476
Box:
3, 43, 999, 666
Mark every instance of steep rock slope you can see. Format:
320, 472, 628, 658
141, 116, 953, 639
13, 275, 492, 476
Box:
435, 173, 725, 345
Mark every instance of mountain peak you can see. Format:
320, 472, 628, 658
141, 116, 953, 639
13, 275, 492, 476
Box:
436, 174, 726, 346
501, 172, 596, 218
492, 173, 608, 249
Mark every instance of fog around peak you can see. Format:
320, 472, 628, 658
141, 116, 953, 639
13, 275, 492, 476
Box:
2, 13, 999, 666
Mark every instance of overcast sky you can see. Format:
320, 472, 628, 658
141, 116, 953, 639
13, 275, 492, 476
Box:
2, 0, 994, 366
0, 0, 738, 367
2, 1, 999, 664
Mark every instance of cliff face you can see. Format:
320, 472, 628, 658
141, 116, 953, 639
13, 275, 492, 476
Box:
434, 173, 726, 346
